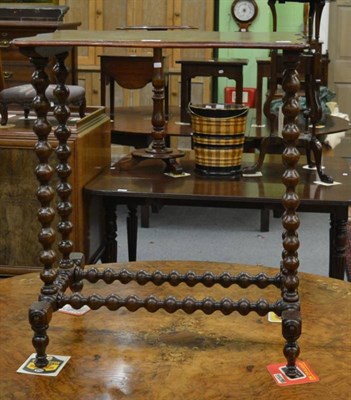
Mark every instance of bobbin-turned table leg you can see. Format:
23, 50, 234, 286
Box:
29, 301, 53, 368
21, 49, 81, 367
280, 50, 302, 378
27, 54, 58, 299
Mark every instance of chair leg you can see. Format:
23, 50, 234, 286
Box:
24, 107, 30, 119
0, 103, 8, 126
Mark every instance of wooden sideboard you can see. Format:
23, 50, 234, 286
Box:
0, 107, 111, 276
0, 20, 81, 87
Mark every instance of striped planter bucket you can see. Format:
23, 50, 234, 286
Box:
189, 103, 249, 177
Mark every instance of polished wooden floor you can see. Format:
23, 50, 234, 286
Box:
0, 261, 350, 399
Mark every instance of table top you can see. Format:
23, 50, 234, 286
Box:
0, 261, 349, 399
12, 30, 309, 51
85, 152, 351, 208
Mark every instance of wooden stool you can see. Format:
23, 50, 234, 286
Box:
176, 58, 248, 123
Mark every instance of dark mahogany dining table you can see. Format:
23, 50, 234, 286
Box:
84, 152, 350, 280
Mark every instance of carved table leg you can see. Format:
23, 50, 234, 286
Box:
163, 157, 185, 174
101, 198, 117, 263
242, 135, 283, 174
282, 309, 301, 376
29, 55, 58, 299
302, 52, 315, 170
52, 53, 86, 291
304, 139, 314, 168
329, 212, 347, 279
314, 1, 326, 44
29, 301, 53, 368
25, 50, 79, 366
53, 52, 75, 270
25, 54, 59, 367
127, 204, 138, 262
280, 50, 302, 378
308, 0, 315, 43
310, 135, 333, 183
303, 51, 333, 183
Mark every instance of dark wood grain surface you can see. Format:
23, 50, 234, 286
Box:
0, 261, 350, 400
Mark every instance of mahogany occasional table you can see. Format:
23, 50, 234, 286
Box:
0, 262, 350, 399
13, 29, 308, 377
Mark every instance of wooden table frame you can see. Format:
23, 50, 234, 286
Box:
13, 30, 308, 377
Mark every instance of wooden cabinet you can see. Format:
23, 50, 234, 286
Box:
0, 20, 80, 87
58, 0, 214, 106
0, 108, 111, 276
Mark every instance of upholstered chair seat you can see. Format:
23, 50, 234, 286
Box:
0, 83, 86, 126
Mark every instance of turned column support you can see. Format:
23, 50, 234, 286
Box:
29, 301, 53, 368
53, 52, 75, 270
29, 55, 58, 298
25, 48, 77, 367
280, 50, 302, 378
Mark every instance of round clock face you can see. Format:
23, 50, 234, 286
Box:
232, 0, 257, 23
